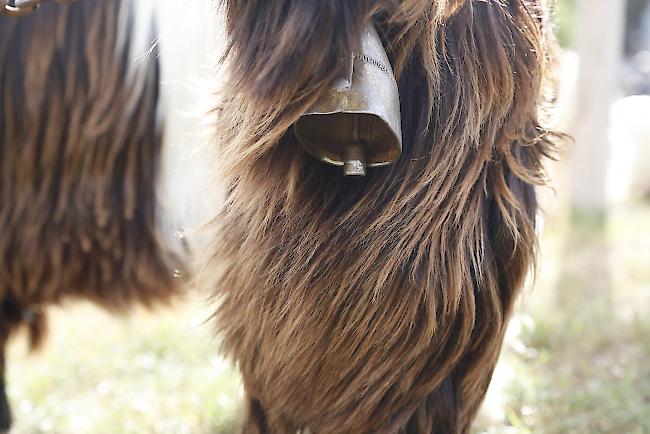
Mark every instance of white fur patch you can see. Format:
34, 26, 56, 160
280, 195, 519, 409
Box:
131, 0, 225, 256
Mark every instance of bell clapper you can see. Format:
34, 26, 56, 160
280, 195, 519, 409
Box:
343, 145, 366, 177
342, 114, 367, 177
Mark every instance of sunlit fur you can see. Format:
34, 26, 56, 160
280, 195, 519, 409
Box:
0, 1, 178, 430
202, 0, 561, 432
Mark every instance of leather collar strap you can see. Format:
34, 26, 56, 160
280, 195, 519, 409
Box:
1, 0, 79, 17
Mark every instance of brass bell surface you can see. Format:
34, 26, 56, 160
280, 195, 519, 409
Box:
294, 24, 402, 176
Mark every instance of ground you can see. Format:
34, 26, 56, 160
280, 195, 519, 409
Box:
473, 196, 650, 434
6, 300, 242, 434
6, 197, 650, 433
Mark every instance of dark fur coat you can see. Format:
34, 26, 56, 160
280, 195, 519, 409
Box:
0, 1, 178, 429
202, 0, 560, 432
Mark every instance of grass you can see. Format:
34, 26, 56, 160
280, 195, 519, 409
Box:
6, 300, 243, 434
6, 201, 650, 433
473, 199, 650, 434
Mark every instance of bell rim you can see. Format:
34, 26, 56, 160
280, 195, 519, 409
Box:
293, 111, 402, 168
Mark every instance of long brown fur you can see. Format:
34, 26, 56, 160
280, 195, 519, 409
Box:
0, 1, 178, 429
203, 0, 560, 432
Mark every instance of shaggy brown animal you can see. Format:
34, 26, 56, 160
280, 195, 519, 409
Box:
203, 0, 560, 432
0, 1, 178, 430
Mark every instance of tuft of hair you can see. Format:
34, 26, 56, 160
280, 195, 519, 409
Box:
25, 308, 48, 352
0, 0, 179, 337
0, 296, 47, 352
204, 0, 562, 432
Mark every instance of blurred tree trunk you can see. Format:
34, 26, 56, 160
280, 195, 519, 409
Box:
570, 0, 626, 212
559, 0, 627, 328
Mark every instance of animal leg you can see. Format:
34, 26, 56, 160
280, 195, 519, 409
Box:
403, 377, 459, 434
0, 333, 11, 432
0, 296, 46, 432
241, 395, 296, 434
241, 397, 268, 434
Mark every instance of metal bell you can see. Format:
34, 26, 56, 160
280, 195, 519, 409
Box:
294, 24, 402, 177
